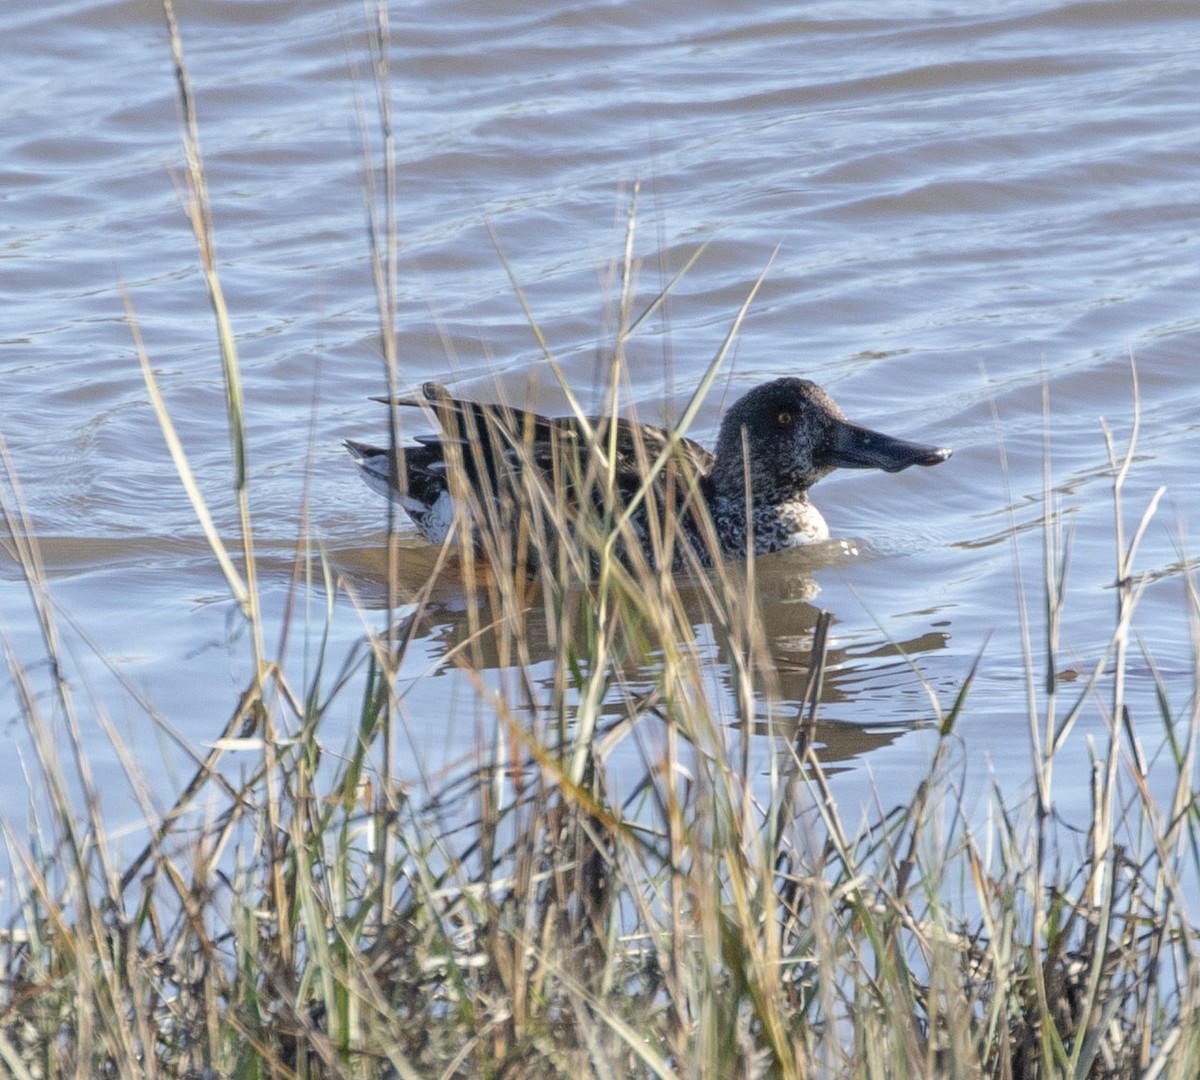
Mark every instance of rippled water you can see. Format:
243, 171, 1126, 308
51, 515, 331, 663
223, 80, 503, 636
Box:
3, 0, 1200, 836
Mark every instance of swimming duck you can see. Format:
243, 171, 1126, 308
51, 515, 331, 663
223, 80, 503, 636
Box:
345, 377, 950, 566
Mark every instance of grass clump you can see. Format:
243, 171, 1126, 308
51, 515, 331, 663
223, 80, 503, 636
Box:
2, 5, 1200, 1078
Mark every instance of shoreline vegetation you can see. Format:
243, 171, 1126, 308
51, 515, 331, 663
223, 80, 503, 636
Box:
2, 4, 1198, 1077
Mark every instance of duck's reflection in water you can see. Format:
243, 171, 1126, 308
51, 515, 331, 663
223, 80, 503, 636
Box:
332, 538, 949, 771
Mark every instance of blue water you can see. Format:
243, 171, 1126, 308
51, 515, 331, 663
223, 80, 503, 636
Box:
2, 0, 1199, 847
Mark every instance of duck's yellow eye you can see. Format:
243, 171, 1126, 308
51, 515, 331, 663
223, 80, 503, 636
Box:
777, 411, 792, 427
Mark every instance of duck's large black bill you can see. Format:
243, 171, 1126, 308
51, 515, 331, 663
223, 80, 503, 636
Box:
828, 420, 952, 473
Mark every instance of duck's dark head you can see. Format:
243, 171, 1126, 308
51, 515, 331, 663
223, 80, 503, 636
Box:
710, 377, 951, 503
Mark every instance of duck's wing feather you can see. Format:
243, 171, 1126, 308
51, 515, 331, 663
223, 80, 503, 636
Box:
380, 383, 714, 496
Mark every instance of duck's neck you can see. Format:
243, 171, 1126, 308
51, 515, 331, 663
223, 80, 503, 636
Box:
709, 465, 817, 511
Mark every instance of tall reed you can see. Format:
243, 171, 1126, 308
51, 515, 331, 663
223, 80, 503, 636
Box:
1, 5, 1198, 1078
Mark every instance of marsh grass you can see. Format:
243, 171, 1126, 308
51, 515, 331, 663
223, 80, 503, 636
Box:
2, 4, 1200, 1077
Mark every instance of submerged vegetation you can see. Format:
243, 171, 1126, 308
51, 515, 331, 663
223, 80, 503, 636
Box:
2, 4, 1200, 1078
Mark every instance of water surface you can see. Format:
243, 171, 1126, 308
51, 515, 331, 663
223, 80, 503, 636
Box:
3, 0, 1199, 843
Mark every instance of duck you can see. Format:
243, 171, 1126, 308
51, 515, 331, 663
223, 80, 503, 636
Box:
344, 377, 951, 567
